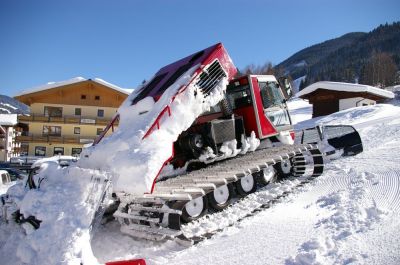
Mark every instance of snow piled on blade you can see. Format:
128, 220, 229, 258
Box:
1, 166, 112, 265
80, 65, 228, 195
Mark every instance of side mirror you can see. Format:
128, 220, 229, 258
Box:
278, 77, 293, 100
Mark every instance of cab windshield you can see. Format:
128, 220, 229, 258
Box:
259, 81, 285, 109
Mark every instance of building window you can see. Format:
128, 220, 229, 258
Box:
54, 147, 64, 155
95, 95, 100, 100
74, 127, 81, 135
81, 95, 86, 99
35, 146, 46, 156
44, 106, 63, 117
43, 126, 62, 136
20, 143, 28, 156
75, 108, 81, 116
97, 109, 104, 117
96, 128, 104, 135
71, 148, 82, 156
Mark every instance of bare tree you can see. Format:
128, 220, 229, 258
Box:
242, 62, 276, 75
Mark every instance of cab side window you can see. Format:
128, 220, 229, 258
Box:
226, 84, 253, 110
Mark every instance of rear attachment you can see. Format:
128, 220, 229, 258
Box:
299, 125, 363, 157
114, 144, 323, 245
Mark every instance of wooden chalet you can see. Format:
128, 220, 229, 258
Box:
296, 81, 394, 118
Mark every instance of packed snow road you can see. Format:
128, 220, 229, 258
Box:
91, 100, 400, 265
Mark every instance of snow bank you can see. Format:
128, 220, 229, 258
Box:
287, 170, 387, 265
0, 114, 17, 125
1, 165, 112, 265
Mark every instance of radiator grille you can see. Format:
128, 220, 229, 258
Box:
196, 60, 227, 96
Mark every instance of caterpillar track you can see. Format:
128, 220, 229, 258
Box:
114, 143, 323, 245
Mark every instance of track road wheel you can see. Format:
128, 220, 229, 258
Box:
181, 196, 208, 223
256, 167, 278, 186
235, 174, 257, 196
274, 159, 293, 179
208, 184, 234, 211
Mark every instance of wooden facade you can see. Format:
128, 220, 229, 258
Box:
14, 79, 130, 157
299, 89, 386, 118
15, 80, 127, 108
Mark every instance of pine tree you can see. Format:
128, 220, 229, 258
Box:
360, 52, 398, 87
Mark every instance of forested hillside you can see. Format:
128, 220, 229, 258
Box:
276, 22, 400, 89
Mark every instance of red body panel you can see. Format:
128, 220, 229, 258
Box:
131, 43, 236, 106
233, 105, 260, 138
250, 77, 277, 138
106, 259, 146, 265
142, 43, 236, 139
95, 43, 236, 145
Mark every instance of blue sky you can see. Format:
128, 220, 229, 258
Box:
0, 0, 399, 96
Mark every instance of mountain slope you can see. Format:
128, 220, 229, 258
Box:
277, 32, 365, 78
0, 95, 29, 114
277, 22, 400, 88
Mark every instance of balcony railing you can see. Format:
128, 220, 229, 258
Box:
18, 115, 117, 126
15, 133, 96, 144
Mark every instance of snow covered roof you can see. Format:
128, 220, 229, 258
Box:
14, 77, 133, 97
0, 114, 18, 126
296, 81, 394, 99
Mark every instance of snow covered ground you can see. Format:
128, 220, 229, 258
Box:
2, 97, 400, 264
91, 98, 400, 264
0, 181, 16, 196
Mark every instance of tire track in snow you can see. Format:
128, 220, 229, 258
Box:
286, 164, 400, 265
367, 170, 400, 212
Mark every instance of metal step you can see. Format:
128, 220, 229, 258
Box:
142, 193, 192, 201
121, 223, 182, 237
114, 211, 160, 223
128, 204, 182, 214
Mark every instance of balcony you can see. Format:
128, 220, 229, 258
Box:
18, 115, 116, 126
15, 133, 96, 144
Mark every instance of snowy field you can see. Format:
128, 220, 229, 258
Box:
1, 97, 400, 264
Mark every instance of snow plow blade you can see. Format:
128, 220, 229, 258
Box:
299, 125, 363, 157
105, 259, 146, 265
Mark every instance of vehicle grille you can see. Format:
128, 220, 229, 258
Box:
196, 60, 227, 96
